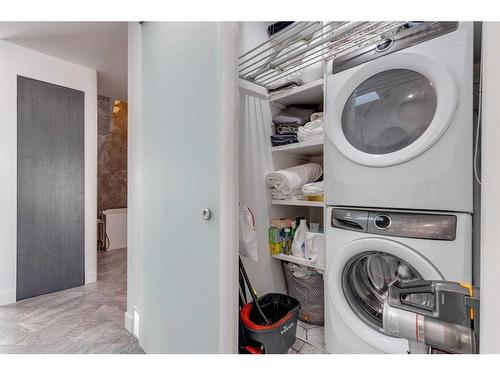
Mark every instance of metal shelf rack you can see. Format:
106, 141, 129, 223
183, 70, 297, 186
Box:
239, 21, 409, 90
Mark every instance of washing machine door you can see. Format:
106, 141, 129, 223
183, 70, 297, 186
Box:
327, 52, 457, 167
328, 237, 444, 353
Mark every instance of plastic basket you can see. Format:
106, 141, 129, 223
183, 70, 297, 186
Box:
283, 262, 324, 325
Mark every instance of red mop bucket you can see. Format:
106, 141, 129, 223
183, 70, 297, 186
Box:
240, 293, 300, 354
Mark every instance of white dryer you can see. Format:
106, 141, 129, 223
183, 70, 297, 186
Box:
325, 206, 472, 354
324, 22, 473, 212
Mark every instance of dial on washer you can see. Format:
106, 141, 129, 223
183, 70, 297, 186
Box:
374, 214, 392, 229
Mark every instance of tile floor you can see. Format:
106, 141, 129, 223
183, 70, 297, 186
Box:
0, 248, 144, 354
288, 321, 326, 354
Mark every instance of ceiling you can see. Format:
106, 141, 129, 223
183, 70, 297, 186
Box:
0, 22, 128, 100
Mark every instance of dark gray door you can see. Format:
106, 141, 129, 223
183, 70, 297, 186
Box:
17, 76, 85, 301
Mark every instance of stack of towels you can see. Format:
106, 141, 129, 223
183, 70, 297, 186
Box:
270, 107, 324, 147
265, 163, 323, 200
297, 112, 324, 142
270, 106, 317, 147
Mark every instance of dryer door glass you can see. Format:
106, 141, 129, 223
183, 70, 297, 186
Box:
342, 251, 427, 334
341, 69, 437, 155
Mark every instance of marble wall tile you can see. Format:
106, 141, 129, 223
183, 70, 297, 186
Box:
98, 96, 128, 210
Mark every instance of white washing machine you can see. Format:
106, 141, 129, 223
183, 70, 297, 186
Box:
325, 206, 472, 354
324, 22, 473, 212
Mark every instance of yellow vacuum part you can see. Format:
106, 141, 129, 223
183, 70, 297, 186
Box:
459, 281, 475, 320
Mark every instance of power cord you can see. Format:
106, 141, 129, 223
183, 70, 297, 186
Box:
474, 62, 483, 186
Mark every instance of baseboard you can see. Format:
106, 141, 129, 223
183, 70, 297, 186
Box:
0, 289, 16, 306
125, 309, 140, 339
125, 311, 134, 334
85, 271, 97, 284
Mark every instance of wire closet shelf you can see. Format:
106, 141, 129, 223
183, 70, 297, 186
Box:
238, 21, 409, 90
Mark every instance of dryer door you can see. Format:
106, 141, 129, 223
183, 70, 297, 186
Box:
327, 237, 443, 353
327, 52, 457, 167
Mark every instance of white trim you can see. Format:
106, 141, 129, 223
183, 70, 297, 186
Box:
0, 289, 16, 306
126, 21, 143, 342
0, 40, 97, 306
328, 52, 457, 167
85, 271, 97, 284
217, 22, 239, 354
125, 307, 140, 339
125, 311, 133, 334
480, 22, 500, 354
238, 78, 267, 97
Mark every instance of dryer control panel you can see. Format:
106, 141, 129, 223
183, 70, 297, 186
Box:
331, 22, 459, 74
331, 208, 457, 241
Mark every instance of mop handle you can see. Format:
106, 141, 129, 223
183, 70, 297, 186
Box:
239, 257, 270, 325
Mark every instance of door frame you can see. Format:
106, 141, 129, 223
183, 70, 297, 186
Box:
479, 22, 500, 353
0, 40, 97, 306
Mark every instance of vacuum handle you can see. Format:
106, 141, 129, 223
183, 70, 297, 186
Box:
388, 280, 436, 314
392, 280, 434, 295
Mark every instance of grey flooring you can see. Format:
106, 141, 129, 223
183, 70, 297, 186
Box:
288, 321, 326, 354
0, 248, 144, 354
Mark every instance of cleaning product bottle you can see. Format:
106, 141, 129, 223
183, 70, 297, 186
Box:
283, 228, 292, 255
292, 219, 308, 258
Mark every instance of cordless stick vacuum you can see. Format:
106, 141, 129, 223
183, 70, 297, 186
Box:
382, 280, 480, 354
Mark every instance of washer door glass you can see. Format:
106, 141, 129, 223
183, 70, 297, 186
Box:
341, 69, 437, 155
342, 251, 425, 334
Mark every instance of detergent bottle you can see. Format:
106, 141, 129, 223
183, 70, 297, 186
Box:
291, 219, 308, 258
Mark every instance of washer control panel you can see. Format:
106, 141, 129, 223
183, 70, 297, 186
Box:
331, 208, 457, 241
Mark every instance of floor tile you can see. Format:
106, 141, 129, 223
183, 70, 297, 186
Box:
306, 327, 325, 350
0, 248, 142, 354
291, 338, 305, 352
298, 341, 325, 354
295, 322, 307, 341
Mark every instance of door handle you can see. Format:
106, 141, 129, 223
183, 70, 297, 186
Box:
202, 208, 212, 220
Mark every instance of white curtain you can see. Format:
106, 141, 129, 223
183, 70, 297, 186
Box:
239, 88, 287, 295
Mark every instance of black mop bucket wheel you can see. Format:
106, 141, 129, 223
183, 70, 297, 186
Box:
240, 293, 301, 354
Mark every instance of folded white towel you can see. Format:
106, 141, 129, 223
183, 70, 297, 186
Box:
297, 119, 324, 142
301, 181, 324, 195
266, 163, 323, 196
270, 189, 303, 200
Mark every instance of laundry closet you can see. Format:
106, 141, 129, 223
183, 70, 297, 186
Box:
237, 21, 480, 354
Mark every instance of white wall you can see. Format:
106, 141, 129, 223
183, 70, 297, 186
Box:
0, 40, 97, 306
126, 22, 142, 337
480, 22, 500, 353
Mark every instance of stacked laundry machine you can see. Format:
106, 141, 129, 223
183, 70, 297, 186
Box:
323, 22, 474, 353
